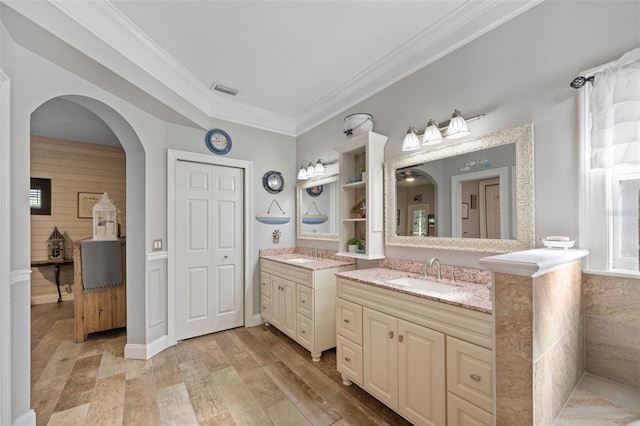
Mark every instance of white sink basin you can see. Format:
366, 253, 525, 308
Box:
389, 277, 460, 293
287, 257, 316, 264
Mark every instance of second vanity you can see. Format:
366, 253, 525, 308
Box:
259, 250, 355, 362
334, 267, 493, 426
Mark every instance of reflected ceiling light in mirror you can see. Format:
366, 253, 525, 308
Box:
306, 163, 316, 178
297, 159, 336, 180
401, 127, 421, 151
313, 159, 326, 176
446, 109, 470, 139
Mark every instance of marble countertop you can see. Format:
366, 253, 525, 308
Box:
260, 253, 355, 271
479, 248, 590, 278
335, 268, 492, 314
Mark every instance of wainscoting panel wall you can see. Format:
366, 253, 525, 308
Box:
30, 136, 126, 304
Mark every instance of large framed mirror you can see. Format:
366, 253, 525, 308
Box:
384, 123, 534, 252
297, 174, 339, 241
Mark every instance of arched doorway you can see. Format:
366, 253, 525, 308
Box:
28, 94, 145, 380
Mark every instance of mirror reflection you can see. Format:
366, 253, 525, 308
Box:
297, 175, 339, 241
385, 123, 534, 253
394, 143, 515, 239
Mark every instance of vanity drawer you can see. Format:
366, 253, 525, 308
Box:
446, 336, 493, 413
447, 392, 492, 426
337, 334, 363, 387
296, 313, 314, 351
261, 294, 271, 321
296, 284, 314, 320
260, 272, 271, 296
336, 298, 362, 345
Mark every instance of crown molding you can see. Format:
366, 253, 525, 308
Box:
294, 0, 542, 135
48, 0, 296, 135
8, 0, 539, 137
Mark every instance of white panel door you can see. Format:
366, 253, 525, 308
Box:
176, 160, 244, 340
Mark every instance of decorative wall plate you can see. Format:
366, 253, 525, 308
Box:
306, 185, 323, 197
263, 171, 284, 194
205, 129, 232, 155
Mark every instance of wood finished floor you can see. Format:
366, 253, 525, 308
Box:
31, 301, 410, 425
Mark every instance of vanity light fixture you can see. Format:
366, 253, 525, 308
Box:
297, 166, 309, 180
297, 159, 336, 180
402, 110, 486, 151
401, 127, 421, 151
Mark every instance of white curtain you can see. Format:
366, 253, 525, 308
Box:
590, 46, 640, 169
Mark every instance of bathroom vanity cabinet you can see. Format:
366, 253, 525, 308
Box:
336, 277, 493, 426
260, 258, 355, 361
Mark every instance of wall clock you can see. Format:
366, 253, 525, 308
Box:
263, 171, 284, 194
205, 128, 232, 155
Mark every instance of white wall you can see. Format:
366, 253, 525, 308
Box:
296, 0, 640, 267
1, 18, 294, 424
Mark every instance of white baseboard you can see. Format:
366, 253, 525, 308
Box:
12, 409, 35, 426
30, 292, 74, 305
250, 313, 264, 327
124, 335, 169, 360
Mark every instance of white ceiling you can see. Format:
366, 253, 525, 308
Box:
10, 0, 542, 136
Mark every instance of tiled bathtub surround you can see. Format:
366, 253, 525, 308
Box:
377, 257, 492, 286
583, 273, 640, 389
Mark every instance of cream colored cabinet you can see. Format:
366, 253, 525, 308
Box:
270, 275, 296, 339
362, 307, 446, 426
337, 277, 493, 426
261, 258, 355, 361
335, 131, 388, 260
446, 336, 493, 425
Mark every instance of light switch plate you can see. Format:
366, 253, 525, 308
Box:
152, 239, 162, 251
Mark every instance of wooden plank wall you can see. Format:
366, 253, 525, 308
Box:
30, 136, 126, 304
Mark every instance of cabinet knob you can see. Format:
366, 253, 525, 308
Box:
389, 331, 394, 339
262, 306, 266, 309
398, 335, 403, 343
344, 357, 351, 362
301, 300, 306, 304
470, 374, 482, 382
301, 330, 306, 334
344, 319, 350, 323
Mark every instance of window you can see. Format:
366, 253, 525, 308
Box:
579, 48, 640, 275
30, 178, 51, 215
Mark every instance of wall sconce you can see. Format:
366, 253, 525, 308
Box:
402, 110, 485, 151
297, 159, 336, 180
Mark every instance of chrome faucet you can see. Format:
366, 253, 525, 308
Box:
309, 245, 317, 259
428, 257, 442, 281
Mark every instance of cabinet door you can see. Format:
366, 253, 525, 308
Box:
363, 307, 398, 410
260, 294, 271, 322
281, 279, 296, 338
398, 319, 445, 426
269, 275, 284, 329
446, 336, 493, 413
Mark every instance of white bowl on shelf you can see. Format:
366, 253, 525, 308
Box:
541, 238, 576, 249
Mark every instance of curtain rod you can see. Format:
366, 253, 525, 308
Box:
569, 75, 595, 89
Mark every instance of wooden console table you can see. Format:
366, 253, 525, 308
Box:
31, 258, 74, 303
73, 239, 126, 342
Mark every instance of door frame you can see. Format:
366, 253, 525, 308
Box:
167, 149, 253, 347
451, 167, 510, 238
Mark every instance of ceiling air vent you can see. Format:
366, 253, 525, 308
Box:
210, 82, 239, 96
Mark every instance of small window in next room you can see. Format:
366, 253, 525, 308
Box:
30, 177, 51, 215
578, 47, 640, 275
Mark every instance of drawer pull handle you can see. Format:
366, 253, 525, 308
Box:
301, 330, 306, 334
398, 335, 403, 343
470, 374, 482, 382
389, 331, 394, 339
344, 357, 351, 362
344, 319, 350, 323
301, 300, 306, 304
262, 306, 266, 309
